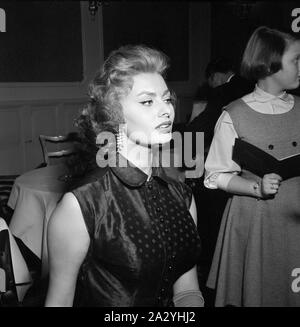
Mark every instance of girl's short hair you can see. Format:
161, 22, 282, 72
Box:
68, 45, 173, 177
240, 26, 297, 81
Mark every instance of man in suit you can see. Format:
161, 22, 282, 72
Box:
188, 57, 254, 151
185, 59, 254, 305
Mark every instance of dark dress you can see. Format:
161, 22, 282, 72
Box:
70, 156, 201, 307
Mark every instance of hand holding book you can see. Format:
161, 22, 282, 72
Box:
258, 173, 282, 198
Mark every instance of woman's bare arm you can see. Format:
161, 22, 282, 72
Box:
44, 192, 90, 307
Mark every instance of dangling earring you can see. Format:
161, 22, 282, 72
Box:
116, 124, 125, 153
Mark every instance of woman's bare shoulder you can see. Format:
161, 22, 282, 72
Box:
48, 192, 90, 252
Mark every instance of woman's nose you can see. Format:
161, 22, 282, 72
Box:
158, 100, 171, 117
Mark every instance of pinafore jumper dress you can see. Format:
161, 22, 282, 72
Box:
206, 97, 300, 306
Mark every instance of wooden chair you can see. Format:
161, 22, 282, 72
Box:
39, 134, 77, 166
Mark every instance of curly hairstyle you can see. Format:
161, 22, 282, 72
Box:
68, 44, 172, 178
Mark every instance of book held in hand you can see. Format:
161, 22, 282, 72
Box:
232, 138, 300, 180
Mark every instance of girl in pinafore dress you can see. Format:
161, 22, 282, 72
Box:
204, 26, 300, 306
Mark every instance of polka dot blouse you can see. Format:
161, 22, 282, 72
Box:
71, 156, 201, 307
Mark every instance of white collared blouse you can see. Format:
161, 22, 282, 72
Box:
204, 85, 295, 189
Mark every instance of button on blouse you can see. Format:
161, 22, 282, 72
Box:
71, 156, 201, 307
204, 85, 295, 190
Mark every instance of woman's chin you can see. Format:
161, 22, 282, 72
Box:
151, 133, 172, 146
129, 132, 172, 147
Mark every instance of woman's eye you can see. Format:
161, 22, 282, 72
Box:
140, 100, 153, 106
164, 97, 173, 104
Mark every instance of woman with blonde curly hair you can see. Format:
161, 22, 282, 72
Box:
45, 45, 203, 307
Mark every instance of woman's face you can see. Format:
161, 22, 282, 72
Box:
120, 72, 175, 147
272, 40, 300, 91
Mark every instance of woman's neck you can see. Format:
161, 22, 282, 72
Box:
119, 136, 158, 177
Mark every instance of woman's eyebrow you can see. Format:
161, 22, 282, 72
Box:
136, 91, 156, 97
162, 89, 171, 96
136, 89, 170, 97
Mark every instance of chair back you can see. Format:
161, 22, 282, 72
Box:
39, 134, 76, 166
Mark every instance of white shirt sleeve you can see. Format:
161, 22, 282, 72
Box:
204, 110, 241, 189
203, 87, 294, 190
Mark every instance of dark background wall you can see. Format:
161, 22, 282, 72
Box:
0, 1, 83, 82
211, 2, 300, 71
103, 1, 189, 82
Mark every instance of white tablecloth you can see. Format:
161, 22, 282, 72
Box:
8, 164, 69, 277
